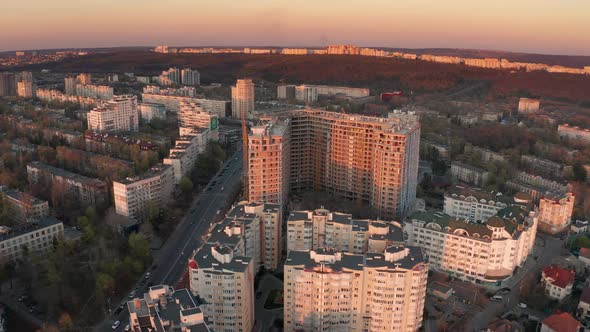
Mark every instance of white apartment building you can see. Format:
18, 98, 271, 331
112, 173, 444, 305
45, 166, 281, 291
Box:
0, 217, 63, 263
164, 128, 211, 183
142, 93, 228, 118
284, 247, 428, 332
1, 190, 49, 223
231, 78, 254, 119
405, 205, 538, 283
181, 68, 200, 86
75, 84, 113, 100
65, 73, 92, 95
248, 120, 290, 207
287, 208, 404, 253
113, 164, 174, 222
128, 285, 210, 331
87, 95, 139, 132
541, 265, 575, 301
451, 161, 490, 187
17, 81, 35, 98
281, 48, 309, 55
538, 192, 575, 234
295, 85, 318, 104
443, 185, 515, 222
159, 67, 180, 86
138, 103, 166, 122
178, 101, 219, 140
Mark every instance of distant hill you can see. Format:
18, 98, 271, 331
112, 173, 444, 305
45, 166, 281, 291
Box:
8, 51, 590, 102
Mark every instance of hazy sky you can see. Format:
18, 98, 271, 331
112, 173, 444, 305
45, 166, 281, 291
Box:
2, 0, 589, 55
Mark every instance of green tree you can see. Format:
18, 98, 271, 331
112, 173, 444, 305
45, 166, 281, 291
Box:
573, 163, 588, 182
128, 233, 150, 263
179, 177, 193, 196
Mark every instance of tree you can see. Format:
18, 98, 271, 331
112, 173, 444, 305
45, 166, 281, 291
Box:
179, 177, 193, 196
573, 163, 588, 182
128, 233, 150, 264
58, 312, 74, 331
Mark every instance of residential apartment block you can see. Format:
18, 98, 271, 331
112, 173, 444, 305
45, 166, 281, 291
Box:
247, 119, 291, 207
286, 208, 404, 253
505, 172, 570, 203
518, 98, 540, 113
284, 246, 428, 332
450, 161, 490, 187
231, 78, 254, 119
113, 164, 174, 222
164, 128, 211, 183
138, 103, 166, 122
288, 109, 420, 218
17, 80, 35, 98
0, 217, 63, 263
180, 68, 200, 86
443, 185, 518, 222
87, 95, 139, 132
1, 190, 49, 223
406, 206, 538, 283
128, 285, 210, 331
64, 73, 92, 95
142, 92, 228, 118
277, 84, 369, 100
75, 84, 113, 100
558, 124, 590, 146
178, 101, 219, 140
26, 161, 108, 208
537, 192, 575, 234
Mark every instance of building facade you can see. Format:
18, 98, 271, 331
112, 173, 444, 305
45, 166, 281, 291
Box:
1, 190, 49, 223
558, 124, 590, 146
164, 128, 211, 183
541, 265, 575, 300
537, 192, 575, 234
138, 103, 166, 122
451, 161, 490, 187
141, 93, 228, 118
180, 68, 200, 86
248, 120, 291, 207
518, 98, 540, 113
17, 81, 35, 98
443, 185, 515, 222
284, 247, 428, 332
231, 78, 255, 119
178, 101, 219, 140
113, 164, 174, 222
0, 217, 63, 263
87, 95, 139, 132
405, 205, 538, 283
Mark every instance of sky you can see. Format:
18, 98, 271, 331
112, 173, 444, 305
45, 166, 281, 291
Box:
1, 0, 590, 55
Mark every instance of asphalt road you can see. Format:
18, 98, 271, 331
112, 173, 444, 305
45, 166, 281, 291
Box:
95, 150, 243, 331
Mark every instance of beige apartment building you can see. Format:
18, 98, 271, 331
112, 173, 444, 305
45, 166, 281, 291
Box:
1, 190, 49, 223
538, 192, 575, 234
286, 208, 404, 253
558, 124, 590, 146
286, 109, 421, 218
87, 95, 138, 132
75, 84, 113, 100
141, 92, 228, 118
113, 164, 174, 222
443, 185, 517, 222
164, 128, 211, 183
138, 103, 166, 122
248, 119, 291, 207
284, 246, 428, 332
17, 81, 35, 98
406, 205, 538, 283
128, 285, 211, 331
178, 101, 219, 140
518, 98, 540, 113
231, 78, 255, 119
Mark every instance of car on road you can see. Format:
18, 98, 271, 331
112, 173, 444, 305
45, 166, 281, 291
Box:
216, 210, 221, 214
128, 290, 136, 299
490, 295, 503, 302
518, 303, 528, 309
145, 272, 151, 279
124, 325, 131, 332
221, 186, 224, 191
498, 287, 511, 295
111, 320, 121, 330
114, 304, 124, 315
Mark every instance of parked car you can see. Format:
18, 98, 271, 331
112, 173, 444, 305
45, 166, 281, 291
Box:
145, 272, 151, 279
124, 324, 131, 331
490, 295, 503, 302
111, 321, 121, 330
518, 303, 528, 309
114, 304, 124, 315
128, 290, 136, 299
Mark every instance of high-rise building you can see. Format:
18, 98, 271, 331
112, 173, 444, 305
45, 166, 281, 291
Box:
0, 72, 17, 97
406, 205, 538, 283
287, 208, 404, 253
75, 84, 113, 100
77, 73, 92, 85
538, 192, 575, 234
64, 76, 76, 95
181, 68, 200, 86
17, 81, 35, 98
231, 78, 255, 119
248, 119, 290, 207
113, 164, 174, 222
284, 246, 428, 332
141, 92, 228, 118
518, 98, 540, 113
87, 95, 139, 132
164, 128, 211, 183
262, 109, 420, 219
295, 85, 318, 104
159, 67, 180, 86
128, 285, 211, 331
178, 101, 219, 140
138, 103, 166, 122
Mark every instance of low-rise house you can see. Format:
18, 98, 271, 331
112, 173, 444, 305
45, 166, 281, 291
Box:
451, 161, 489, 187
541, 265, 575, 300
577, 287, 590, 324
572, 220, 588, 234
578, 248, 590, 267
540, 312, 580, 332
428, 281, 453, 300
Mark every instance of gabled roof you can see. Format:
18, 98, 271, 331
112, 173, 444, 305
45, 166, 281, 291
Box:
542, 265, 575, 288
542, 312, 580, 332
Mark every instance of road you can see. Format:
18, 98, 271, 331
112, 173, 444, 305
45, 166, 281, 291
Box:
95, 150, 243, 331
464, 233, 565, 331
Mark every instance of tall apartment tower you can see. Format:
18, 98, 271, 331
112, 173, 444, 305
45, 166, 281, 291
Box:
231, 78, 255, 119
247, 119, 291, 208
284, 247, 428, 331
0, 72, 17, 97
17, 81, 35, 98
64, 76, 77, 95
181, 68, 200, 86
538, 192, 575, 234
249, 110, 421, 218
87, 95, 139, 132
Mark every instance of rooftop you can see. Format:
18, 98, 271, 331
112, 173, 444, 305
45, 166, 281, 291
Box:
116, 163, 171, 185
0, 217, 62, 242
542, 312, 580, 332
2, 190, 46, 206
542, 265, 575, 288
445, 185, 514, 205
27, 161, 106, 188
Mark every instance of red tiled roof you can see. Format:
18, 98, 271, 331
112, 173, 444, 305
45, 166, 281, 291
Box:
542, 265, 575, 288
542, 312, 580, 332
188, 259, 198, 269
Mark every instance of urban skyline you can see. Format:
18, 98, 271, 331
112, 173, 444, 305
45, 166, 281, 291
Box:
2, 0, 590, 55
